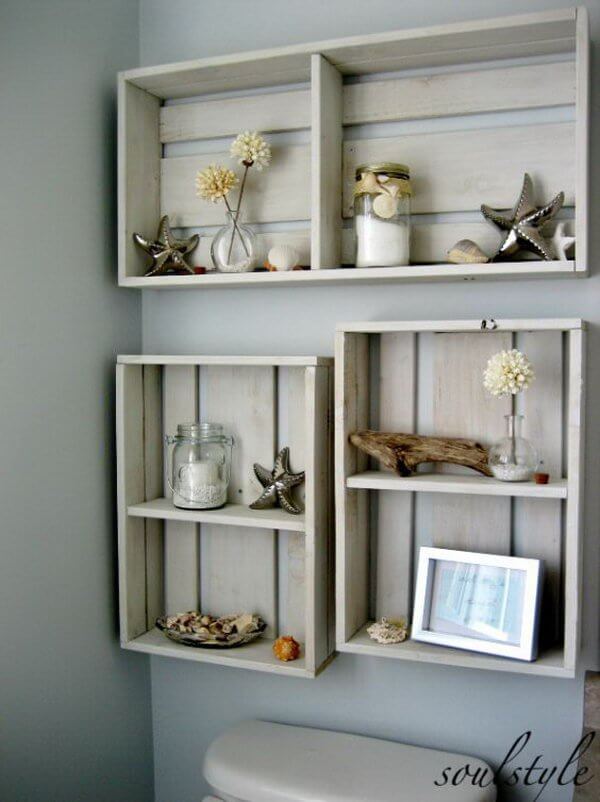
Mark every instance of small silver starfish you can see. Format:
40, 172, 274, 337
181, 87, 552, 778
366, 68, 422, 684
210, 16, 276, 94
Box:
481, 173, 564, 262
133, 215, 199, 276
250, 447, 305, 515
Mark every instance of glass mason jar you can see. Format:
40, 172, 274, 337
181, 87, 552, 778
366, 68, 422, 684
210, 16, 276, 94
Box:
211, 211, 257, 273
489, 414, 538, 482
165, 423, 233, 509
354, 163, 411, 268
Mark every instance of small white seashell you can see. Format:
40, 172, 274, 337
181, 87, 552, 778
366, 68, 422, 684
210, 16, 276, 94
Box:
267, 244, 300, 271
447, 239, 490, 264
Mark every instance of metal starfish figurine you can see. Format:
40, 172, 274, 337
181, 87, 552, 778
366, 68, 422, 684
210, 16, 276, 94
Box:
481, 173, 564, 262
250, 447, 305, 515
133, 215, 199, 276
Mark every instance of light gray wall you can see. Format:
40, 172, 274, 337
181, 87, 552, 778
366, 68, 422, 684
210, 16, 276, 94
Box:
0, 2, 153, 801
139, 2, 600, 801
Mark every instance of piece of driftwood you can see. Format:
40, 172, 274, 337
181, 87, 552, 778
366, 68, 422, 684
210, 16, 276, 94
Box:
350, 430, 492, 477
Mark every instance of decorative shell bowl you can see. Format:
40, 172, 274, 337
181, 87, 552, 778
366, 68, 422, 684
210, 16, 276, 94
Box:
156, 611, 266, 648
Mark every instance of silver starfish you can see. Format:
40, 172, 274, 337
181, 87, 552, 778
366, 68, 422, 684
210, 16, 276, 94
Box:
133, 215, 199, 276
481, 173, 564, 262
250, 447, 305, 515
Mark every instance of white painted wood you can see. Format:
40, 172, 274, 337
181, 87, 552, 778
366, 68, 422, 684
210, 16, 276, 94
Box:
338, 319, 584, 333
160, 88, 310, 143
348, 471, 567, 498
311, 55, 342, 269
343, 123, 575, 217
123, 9, 575, 98
340, 625, 572, 678
118, 79, 161, 280
279, 367, 307, 644
116, 364, 147, 642
126, 627, 312, 677
432, 332, 512, 553
143, 365, 164, 627
119, 354, 331, 367
201, 366, 277, 636
163, 365, 200, 615
376, 334, 415, 620
344, 61, 575, 125
514, 332, 563, 646
335, 331, 370, 643
574, 7, 590, 273
121, 260, 577, 289
564, 329, 585, 673
161, 145, 310, 228
128, 497, 306, 532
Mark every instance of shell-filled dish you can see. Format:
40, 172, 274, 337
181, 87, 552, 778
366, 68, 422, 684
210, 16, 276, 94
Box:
156, 611, 266, 648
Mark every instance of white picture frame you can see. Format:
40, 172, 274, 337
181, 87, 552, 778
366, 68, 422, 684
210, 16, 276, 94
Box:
412, 548, 544, 662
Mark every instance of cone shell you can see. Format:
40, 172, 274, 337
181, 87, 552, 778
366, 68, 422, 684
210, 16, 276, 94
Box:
447, 239, 489, 264
267, 244, 300, 271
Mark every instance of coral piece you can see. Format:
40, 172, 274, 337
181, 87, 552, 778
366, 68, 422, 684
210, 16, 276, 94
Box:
551, 221, 576, 261
273, 635, 301, 662
250, 447, 305, 514
367, 618, 408, 644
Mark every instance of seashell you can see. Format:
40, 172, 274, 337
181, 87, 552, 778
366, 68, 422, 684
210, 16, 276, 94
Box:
267, 244, 300, 271
373, 193, 398, 219
447, 239, 490, 264
273, 635, 301, 662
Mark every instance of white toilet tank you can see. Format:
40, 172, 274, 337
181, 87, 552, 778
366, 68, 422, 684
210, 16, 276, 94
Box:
203, 720, 496, 802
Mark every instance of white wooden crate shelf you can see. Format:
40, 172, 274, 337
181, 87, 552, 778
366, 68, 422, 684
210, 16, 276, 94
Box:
119, 8, 589, 288
117, 355, 333, 677
335, 318, 585, 678
346, 471, 568, 499
128, 498, 307, 532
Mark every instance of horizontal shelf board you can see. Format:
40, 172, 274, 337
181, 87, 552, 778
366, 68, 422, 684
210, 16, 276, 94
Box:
338, 317, 584, 333
346, 471, 568, 498
125, 628, 312, 677
340, 625, 571, 678
117, 355, 331, 367
120, 260, 577, 289
128, 498, 306, 532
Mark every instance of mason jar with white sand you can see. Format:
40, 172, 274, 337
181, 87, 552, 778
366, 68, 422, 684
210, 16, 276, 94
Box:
353, 163, 411, 268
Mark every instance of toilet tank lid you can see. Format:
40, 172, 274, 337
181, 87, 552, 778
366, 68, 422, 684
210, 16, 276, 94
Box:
204, 721, 496, 802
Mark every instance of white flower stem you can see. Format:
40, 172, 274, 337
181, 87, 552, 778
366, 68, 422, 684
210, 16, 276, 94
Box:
223, 195, 250, 258
227, 164, 250, 262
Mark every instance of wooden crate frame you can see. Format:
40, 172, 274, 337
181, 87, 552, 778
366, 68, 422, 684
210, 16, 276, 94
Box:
116, 355, 334, 677
335, 319, 585, 678
118, 8, 589, 289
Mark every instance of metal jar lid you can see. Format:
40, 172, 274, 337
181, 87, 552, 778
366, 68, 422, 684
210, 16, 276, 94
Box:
355, 162, 410, 180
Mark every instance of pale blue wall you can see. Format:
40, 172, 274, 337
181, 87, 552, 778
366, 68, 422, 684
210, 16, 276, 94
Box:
0, 2, 153, 801
139, 2, 600, 801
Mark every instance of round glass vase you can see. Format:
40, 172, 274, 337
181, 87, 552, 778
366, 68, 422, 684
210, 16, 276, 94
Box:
488, 414, 538, 482
165, 422, 234, 510
211, 211, 257, 273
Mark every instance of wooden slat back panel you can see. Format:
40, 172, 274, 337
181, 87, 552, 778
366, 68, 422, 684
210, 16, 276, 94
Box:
279, 367, 307, 644
431, 332, 512, 553
375, 333, 416, 620
514, 331, 564, 647
343, 122, 575, 217
116, 364, 147, 641
161, 145, 310, 227
335, 332, 370, 641
343, 61, 575, 126
143, 365, 164, 627
201, 366, 278, 636
163, 365, 200, 615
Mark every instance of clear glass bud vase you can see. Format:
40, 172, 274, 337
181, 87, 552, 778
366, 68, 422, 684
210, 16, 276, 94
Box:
489, 414, 538, 482
211, 210, 257, 273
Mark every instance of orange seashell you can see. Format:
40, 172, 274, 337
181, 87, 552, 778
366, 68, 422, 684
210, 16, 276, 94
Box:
273, 635, 300, 662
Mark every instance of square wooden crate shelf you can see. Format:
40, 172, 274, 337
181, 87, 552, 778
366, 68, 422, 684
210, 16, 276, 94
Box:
117, 355, 334, 677
119, 8, 589, 289
335, 318, 585, 677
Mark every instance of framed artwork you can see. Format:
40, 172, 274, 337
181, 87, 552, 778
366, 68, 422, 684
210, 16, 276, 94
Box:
412, 547, 544, 661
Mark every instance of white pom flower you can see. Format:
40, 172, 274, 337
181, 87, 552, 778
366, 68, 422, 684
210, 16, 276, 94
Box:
230, 130, 271, 169
483, 349, 535, 397
195, 164, 238, 202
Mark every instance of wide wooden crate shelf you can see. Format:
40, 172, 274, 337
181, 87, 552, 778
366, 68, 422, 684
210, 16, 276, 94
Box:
343, 625, 568, 678
119, 8, 589, 288
128, 498, 306, 532
347, 471, 568, 499
336, 318, 585, 678
117, 355, 333, 677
